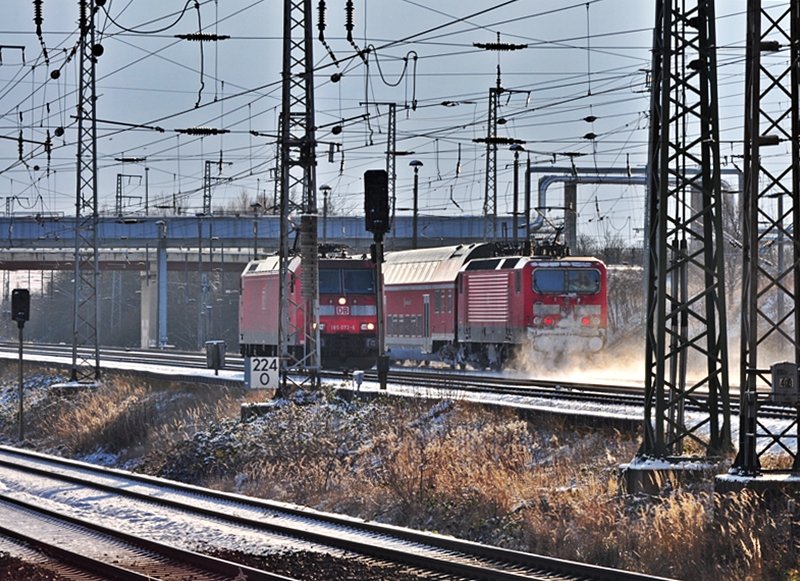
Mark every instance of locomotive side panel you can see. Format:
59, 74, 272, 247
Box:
456, 258, 529, 344
239, 261, 286, 356
458, 270, 513, 344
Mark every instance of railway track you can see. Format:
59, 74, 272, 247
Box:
1, 342, 796, 421
0, 341, 647, 404
0, 446, 670, 581
0, 493, 289, 581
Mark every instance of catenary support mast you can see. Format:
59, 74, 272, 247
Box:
733, 0, 800, 475
277, 0, 320, 391
71, 0, 101, 383
640, 0, 731, 459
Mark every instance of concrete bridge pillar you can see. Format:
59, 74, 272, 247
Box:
140, 267, 157, 349
140, 224, 170, 349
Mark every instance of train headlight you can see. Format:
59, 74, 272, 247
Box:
361, 322, 375, 331
581, 316, 592, 327
543, 315, 556, 327
338, 296, 347, 305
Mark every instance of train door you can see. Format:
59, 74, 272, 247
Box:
422, 294, 431, 352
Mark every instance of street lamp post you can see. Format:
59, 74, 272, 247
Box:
510, 144, 524, 246
319, 184, 331, 245
250, 202, 262, 260
409, 160, 423, 249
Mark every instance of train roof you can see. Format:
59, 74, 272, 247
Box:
241, 253, 373, 277
383, 243, 497, 285
241, 255, 292, 276
461, 254, 606, 272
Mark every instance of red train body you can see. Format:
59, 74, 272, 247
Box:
239, 242, 608, 369
383, 243, 607, 367
239, 253, 378, 367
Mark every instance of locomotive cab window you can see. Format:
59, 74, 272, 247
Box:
343, 269, 376, 294
320, 268, 376, 294
319, 269, 341, 294
533, 268, 600, 295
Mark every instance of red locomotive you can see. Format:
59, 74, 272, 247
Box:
382, 242, 607, 368
239, 250, 378, 368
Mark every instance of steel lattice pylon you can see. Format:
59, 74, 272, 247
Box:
71, 0, 100, 383
277, 0, 320, 389
734, 1, 800, 475
641, 0, 731, 459
482, 85, 500, 241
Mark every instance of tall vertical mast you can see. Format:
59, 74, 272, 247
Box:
640, 0, 730, 458
71, 0, 101, 383
734, 0, 800, 474
277, 0, 320, 388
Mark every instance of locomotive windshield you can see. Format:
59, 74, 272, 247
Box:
533, 268, 600, 295
319, 268, 376, 294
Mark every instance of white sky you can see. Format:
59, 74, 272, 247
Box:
0, 1, 752, 245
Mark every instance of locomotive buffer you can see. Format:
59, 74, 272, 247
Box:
364, 169, 390, 389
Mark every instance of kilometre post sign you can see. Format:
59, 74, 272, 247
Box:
247, 357, 279, 389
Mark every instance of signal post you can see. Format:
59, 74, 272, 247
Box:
11, 288, 30, 441
364, 170, 390, 389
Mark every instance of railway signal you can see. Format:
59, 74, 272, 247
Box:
11, 288, 30, 442
364, 169, 390, 389
364, 169, 390, 236
11, 288, 30, 326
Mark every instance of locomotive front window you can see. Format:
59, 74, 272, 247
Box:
533, 268, 600, 294
533, 269, 564, 293
567, 269, 600, 293
343, 269, 376, 294
319, 269, 342, 294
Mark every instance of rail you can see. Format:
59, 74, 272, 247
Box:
0, 446, 673, 580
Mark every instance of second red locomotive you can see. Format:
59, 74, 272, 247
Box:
382, 242, 607, 368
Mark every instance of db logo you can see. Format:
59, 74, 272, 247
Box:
336, 306, 350, 315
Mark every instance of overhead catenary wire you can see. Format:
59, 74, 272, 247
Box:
0, 0, 749, 226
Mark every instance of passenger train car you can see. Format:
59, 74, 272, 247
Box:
382, 242, 607, 368
239, 251, 378, 368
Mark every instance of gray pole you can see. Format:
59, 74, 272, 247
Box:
250, 202, 261, 260
524, 154, 531, 247
413, 170, 418, 249
375, 235, 388, 390
320, 184, 331, 245
410, 160, 423, 249
510, 144, 524, 245
157, 221, 168, 348
17, 324, 23, 441
145, 166, 149, 216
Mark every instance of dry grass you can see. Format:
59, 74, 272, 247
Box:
1, 367, 797, 580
